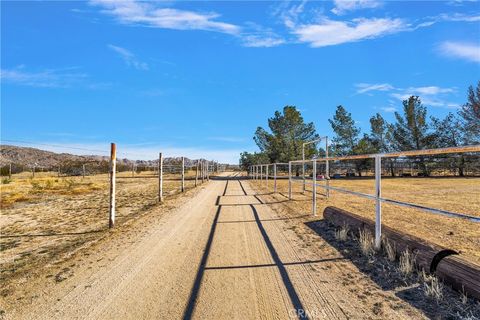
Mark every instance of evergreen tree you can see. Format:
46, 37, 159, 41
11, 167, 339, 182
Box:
253, 106, 319, 164
369, 113, 396, 176
391, 96, 434, 175
459, 82, 480, 145
328, 105, 360, 156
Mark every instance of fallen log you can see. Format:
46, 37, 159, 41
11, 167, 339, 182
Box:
323, 206, 480, 301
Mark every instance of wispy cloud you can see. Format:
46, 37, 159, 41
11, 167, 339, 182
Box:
90, 0, 240, 35
357, 83, 460, 109
208, 136, 246, 143
380, 106, 397, 113
108, 44, 148, 70
355, 83, 394, 94
1, 67, 88, 88
331, 0, 382, 15
292, 17, 407, 47
438, 41, 480, 63
241, 33, 285, 48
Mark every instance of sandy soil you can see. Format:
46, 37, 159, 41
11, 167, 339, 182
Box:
2, 173, 467, 319
0, 171, 200, 285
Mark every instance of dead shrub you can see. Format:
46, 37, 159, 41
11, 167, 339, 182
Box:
358, 228, 374, 256
335, 224, 350, 241
382, 237, 396, 262
398, 249, 415, 275
422, 271, 444, 302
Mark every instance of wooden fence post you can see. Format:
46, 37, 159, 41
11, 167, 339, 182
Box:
207, 161, 209, 181
274, 163, 277, 193
195, 160, 199, 187
159, 152, 163, 202
109, 143, 116, 228
9, 163, 12, 180
202, 160, 205, 183
288, 162, 292, 200
181, 157, 185, 192
313, 159, 317, 216
32, 166, 35, 179
266, 165, 269, 189
83, 164, 86, 179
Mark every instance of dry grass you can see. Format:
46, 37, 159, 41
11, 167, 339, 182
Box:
0, 169, 206, 282
422, 271, 444, 302
334, 224, 349, 241
358, 228, 375, 256
257, 177, 480, 264
382, 237, 396, 262
398, 249, 416, 275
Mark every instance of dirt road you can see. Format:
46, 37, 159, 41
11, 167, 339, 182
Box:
4, 173, 426, 319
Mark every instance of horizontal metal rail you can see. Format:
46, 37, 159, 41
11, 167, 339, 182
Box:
296, 179, 480, 222
289, 144, 480, 163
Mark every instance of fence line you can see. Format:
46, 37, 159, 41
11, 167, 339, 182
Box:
249, 144, 480, 248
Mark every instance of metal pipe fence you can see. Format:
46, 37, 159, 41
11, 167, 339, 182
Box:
249, 145, 480, 249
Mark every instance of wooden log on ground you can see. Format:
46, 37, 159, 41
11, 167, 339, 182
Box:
323, 206, 480, 301
436, 255, 480, 300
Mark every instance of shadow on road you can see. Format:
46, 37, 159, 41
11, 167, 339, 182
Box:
183, 177, 311, 320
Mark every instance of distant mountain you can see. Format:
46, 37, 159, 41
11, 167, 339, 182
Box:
0, 145, 208, 168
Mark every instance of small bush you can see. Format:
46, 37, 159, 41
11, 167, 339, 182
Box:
1, 178, 11, 184
45, 179, 54, 189
358, 228, 374, 256
399, 249, 415, 275
30, 180, 42, 191
64, 179, 77, 190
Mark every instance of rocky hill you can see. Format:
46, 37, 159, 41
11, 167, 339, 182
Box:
0, 145, 204, 168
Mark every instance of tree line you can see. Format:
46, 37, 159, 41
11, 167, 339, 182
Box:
240, 82, 479, 176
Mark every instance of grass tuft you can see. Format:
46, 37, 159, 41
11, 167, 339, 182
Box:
422, 271, 444, 302
382, 237, 396, 262
335, 224, 350, 241
358, 228, 374, 256
398, 249, 415, 275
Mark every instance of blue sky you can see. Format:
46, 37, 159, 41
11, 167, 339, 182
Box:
2, 0, 479, 163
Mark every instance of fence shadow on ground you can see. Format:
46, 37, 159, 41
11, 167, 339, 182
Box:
0, 229, 106, 238
304, 219, 473, 318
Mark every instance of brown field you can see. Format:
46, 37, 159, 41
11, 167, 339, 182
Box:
250, 177, 480, 264
0, 170, 203, 282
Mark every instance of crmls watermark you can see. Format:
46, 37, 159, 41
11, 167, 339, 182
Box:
289, 308, 324, 319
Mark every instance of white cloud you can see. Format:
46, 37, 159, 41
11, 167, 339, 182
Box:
331, 0, 382, 15
380, 106, 397, 113
355, 83, 394, 94
292, 17, 406, 47
436, 13, 480, 22
357, 83, 460, 109
390, 88, 460, 109
242, 34, 285, 47
108, 44, 148, 70
90, 0, 240, 35
405, 86, 456, 95
1, 67, 87, 88
208, 136, 246, 143
439, 41, 480, 63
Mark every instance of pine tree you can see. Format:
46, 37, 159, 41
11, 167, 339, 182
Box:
391, 96, 434, 175
253, 106, 319, 165
459, 82, 480, 145
329, 105, 360, 156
